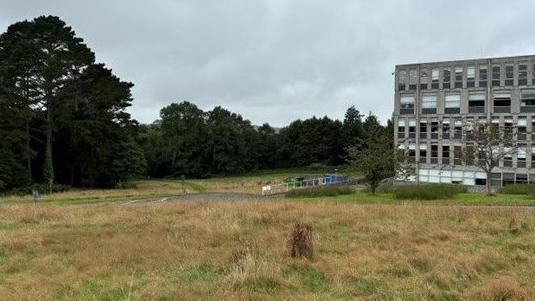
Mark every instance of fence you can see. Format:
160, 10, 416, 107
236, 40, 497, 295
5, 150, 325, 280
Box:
261, 174, 346, 195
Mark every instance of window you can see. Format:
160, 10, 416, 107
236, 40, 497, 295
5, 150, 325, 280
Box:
443, 68, 451, 89
504, 147, 513, 167
419, 120, 427, 139
467, 66, 475, 88
468, 93, 485, 114
442, 119, 450, 138
409, 70, 417, 90
516, 173, 528, 183
520, 89, 535, 112
420, 70, 429, 90
397, 119, 406, 139
519, 64, 528, 85
466, 116, 476, 137
445, 94, 461, 114
465, 144, 475, 165
454, 145, 463, 165
533, 63, 535, 85
453, 119, 462, 139
493, 91, 511, 113
442, 145, 450, 165
431, 120, 439, 139
492, 65, 501, 86
505, 65, 514, 86
479, 65, 488, 87
408, 144, 416, 162
400, 95, 415, 114
408, 119, 416, 138
517, 147, 527, 168
422, 95, 437, 114
431, 144, 439, 164
455, 67, 463, 88
491, 173, 502, 186
518, 116, 527, 140
398, 70, 407, 91
419, 144, 427, 163
532, 147, 535, 168
431, 69, 439, 89
503, 116, 513, 145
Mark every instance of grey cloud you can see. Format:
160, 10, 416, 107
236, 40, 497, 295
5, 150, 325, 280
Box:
1, 0, 534, 126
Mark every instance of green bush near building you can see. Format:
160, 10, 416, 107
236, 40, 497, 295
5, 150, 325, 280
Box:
286, 185, 354, 198
499, 183, 535, 195
391, 184, 467, 200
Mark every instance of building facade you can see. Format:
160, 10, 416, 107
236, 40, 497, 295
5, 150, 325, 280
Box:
394, 55, 535, 186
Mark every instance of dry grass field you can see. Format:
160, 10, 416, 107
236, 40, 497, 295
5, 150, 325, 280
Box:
1, 200, 534, 300
0, 168, 318, 204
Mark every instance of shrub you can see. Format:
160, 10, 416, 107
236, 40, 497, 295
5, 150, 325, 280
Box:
287, 222, 313, 259
392, 184, 467, 200
499, 183, 535, 195
508, 218, 522, 234
8, 183, 71, 195
362, 184, 396, 194
286, 185, 353, 198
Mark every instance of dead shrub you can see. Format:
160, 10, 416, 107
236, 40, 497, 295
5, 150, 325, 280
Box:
287, 222, 313, 259
508, 218, 521, 234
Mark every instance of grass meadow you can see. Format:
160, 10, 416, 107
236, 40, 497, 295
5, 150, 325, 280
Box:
1, 168, 535, 300
1, 201, 534, 300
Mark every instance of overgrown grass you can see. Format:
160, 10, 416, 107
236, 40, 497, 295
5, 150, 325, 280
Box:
286, 185, 354, 198
0, 201, 534, 300
391, 184, 467, 200
0, 179, 205, 204
0, 166, 359, 203
499, 183, 535, 195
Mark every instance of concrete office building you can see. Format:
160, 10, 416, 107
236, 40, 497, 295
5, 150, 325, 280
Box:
393, 55, 535, 186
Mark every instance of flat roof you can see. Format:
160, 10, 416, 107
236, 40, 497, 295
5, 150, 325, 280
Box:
396, 54, 535, 68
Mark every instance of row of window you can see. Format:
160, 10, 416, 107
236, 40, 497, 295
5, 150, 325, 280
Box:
398, 143, 534, 169
399, 89, 535, 115
414, 169, 533, 186
397, 116, 533, 141
398, 63, 535, 91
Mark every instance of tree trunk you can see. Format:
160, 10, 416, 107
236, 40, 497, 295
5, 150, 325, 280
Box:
43, 96, 54, 193
25, 118, 32, 181
486, 171, 492, 195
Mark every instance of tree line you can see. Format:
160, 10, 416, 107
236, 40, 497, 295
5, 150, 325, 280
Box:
136, 101, 391, 179
0, 16, 393, 193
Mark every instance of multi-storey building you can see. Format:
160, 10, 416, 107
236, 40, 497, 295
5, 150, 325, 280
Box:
393, 55, 535, 186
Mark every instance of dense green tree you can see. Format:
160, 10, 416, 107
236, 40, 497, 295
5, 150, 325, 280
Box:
348, 117, 399, 195
343, 106, 364, 148
57, 64, 140, 187
136, 123, 168, 178
205, 106, 257, 174
112, 137, 147, 186
0, 16, 145, 191
160, 101, 208, 177
0, 15, 95, 190
255, 124, 279, 169
0, 147, 30, 191
278, 116, 344, 167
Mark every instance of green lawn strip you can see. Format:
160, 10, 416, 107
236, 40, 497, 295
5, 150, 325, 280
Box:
182, 181, 207, 193
288, 192, 535, 206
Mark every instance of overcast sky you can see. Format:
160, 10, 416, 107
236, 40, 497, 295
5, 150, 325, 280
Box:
1, 1, 534, 126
